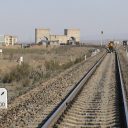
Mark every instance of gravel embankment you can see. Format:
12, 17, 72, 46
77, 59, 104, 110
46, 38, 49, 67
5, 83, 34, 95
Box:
118, 47, 128, 106
56, 53, 120, 127
0, 51, 105, 128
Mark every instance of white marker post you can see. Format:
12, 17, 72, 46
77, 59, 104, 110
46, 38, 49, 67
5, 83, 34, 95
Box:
97, 49, 100, 53
70, 56, 73, 62
0, 49, 2, 58
85, 55, 86, 61
0, 88, 7, 109
19, 56, 23, 65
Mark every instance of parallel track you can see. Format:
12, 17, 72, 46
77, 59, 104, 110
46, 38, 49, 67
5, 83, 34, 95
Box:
38, 52, 128, 128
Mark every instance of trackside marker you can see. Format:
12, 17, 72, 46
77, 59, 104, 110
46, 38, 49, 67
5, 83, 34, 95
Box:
0, 88, 7, 109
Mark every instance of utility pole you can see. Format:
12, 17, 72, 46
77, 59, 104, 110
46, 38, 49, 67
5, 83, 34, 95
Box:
126, 44, 128, 57
101, 31, 103, 46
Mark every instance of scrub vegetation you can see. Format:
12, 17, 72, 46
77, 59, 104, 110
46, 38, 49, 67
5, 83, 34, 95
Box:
0, 45, 97, 102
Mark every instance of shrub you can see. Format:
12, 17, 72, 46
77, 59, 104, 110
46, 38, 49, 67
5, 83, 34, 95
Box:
2, 63, 31, 83
22, 78, 31, 87
44, 60, 60, 71
74, 56, 83, 64
9, 53, 14, 61
61, 61, 74, 69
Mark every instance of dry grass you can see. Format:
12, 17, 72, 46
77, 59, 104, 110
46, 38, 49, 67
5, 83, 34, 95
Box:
2, 63, 31, 83
0, 45, 99, 102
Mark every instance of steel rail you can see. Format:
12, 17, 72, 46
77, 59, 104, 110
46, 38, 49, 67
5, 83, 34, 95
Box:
37, 53, 106, 128
116, 51, 128, 127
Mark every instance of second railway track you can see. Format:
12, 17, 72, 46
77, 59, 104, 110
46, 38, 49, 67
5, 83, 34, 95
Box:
39, 52, 128, 128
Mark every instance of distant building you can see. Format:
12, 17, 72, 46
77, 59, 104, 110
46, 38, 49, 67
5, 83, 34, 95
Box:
0, 35, 17, 46
0, 35, 4, 46
35, 28, 80, 45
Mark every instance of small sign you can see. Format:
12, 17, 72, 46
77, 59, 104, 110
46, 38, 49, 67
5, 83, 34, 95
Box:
101, 31, 103, 34
0, 49, 2, 53
0, 88, 7, 109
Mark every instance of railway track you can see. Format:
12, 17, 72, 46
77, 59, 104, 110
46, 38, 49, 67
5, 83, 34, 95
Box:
38, 52, 128, 128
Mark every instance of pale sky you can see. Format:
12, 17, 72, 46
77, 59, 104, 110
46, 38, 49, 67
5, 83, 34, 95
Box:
0, 0, 128, 42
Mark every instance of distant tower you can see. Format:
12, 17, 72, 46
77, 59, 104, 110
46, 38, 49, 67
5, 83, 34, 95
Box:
64, 29, 80, 44
35, 28, 50, 44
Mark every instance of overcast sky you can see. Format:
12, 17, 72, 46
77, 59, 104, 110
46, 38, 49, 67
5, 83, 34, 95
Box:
0, 0, 128, 42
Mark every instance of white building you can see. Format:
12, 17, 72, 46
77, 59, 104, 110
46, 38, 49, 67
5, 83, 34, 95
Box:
0, 35, 17, 46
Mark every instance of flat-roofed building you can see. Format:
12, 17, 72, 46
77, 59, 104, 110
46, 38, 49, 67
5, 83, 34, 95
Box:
0, 35, 5, 45
35, 28, 80, 45
0, 35, 17, 46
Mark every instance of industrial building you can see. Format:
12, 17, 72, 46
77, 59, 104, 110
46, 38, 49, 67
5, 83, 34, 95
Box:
35, 28, 80, 45
0, 35, 17, 46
